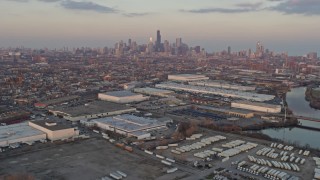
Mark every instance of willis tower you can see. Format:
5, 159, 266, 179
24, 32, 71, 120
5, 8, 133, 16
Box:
155, 30, 163, 52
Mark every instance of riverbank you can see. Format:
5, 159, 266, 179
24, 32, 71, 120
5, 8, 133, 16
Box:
241, 117, 298, 131
305, 86, 320, 110
256, 87, 320, 150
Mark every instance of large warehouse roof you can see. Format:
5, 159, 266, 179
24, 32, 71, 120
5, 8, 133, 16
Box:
29, 120, 73, 131
168, 74, 209, 81
0, 123, 45, 144
197, 105, 254, 114
102, 91, 139, 97
93, 114, 167, 133
156, 82, 274, 102
189, 81, 256, 91
232, 100, 281, 108
51, 101, 135, 117
135, 87, 173, 94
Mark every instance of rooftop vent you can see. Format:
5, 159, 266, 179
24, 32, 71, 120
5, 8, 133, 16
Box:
45, 122, 57, 126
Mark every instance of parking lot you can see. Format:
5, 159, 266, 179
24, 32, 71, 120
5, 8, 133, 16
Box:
0, 138, 168, 180
152, 129, 315, 180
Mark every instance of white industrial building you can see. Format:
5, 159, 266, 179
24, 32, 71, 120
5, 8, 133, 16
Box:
92, 114, 168, 139
156, 83, 275, 102
49, 101, 136, 122
98, 91, 149, 103
134, 87, 174, 97
168, 74, 209, 82
231, 101, 281, 113
189, 81, 256, 91
29, 120, 78, 141
0, 122, 46, 147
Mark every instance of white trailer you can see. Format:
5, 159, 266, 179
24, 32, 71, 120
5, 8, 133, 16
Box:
167, 167, 178, 173
110, 173, 122, 180
161, 160, 172, 166
116, 171, 127, 178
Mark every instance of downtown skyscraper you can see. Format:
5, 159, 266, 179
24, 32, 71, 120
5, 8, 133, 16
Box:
155, 30, 162, 52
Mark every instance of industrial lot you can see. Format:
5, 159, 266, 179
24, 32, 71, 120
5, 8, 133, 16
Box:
1, 72, 320, 180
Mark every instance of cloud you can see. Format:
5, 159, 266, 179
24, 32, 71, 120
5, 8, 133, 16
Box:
269, 0, 320, 15
123, 12, 150, 17
60, 0, 117, 13
181, 2, 263, 14
236, 2, 263, 9
181, 8, 256, 14
7, 0, 29, 2
38, 0, 61, 2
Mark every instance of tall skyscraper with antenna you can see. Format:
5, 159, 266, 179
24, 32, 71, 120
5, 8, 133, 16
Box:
155, 30, 162, 52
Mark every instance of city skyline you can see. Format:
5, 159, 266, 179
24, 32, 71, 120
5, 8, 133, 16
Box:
1, 0, 320, 55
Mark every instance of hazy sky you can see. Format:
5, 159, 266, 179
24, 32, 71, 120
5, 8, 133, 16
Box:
1, 0, 320, 55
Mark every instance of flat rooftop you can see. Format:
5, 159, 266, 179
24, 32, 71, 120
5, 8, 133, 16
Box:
93, 114, 167, 133
101, 91, 139, 97
197, 105, 254, 114
169, 74, 206, 77
30, 120, 73, 131
156, 83, 274, 102
135, 87, 173, 93
233, 100, 281, 108
51, 101, 135, 117
40, 95, 80, 105
0, 123, 45, 143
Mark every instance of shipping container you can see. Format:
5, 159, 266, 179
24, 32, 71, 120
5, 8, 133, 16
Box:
115, 143, 125, 148
124, 146, 133, 152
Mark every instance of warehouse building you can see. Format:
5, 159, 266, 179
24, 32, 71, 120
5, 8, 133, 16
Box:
134, 87, 174, 97
92, 114, 168, 139
189, 81, 256, 91
34, 95, 80, 108
0, 122, 46, 147
49, 101, 136, 122
197, 105, 254, 119
98, 91, 149, 103
231, 101, 281, 113
29, 120, 78, 141
168, 74, 209, 82
156, 83, 275, 102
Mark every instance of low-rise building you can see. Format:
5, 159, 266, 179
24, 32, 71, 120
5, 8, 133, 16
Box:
168, 74, 209, 82
34, 95, 80, 108
92, 114, 168, 139
231, 100, 281, 113
49, 101, 136, 121
134, 87, 174, 97
197, 105, 254, 118
29, 120, 78, 141
98, 91, 149, 103
0, 122, 46, 147
156, 82, 275, 102
189, 81, 256, 91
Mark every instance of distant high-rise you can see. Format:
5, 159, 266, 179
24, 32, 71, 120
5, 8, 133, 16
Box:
195, 46, 201, 54
307, 52, 318, 60
176, 38, 182, 48
155, 30, 162, 52
228, 46, 231, 55
128, 39, 132, 47
156, 30, 161, 44
256, 41, 264, 57
164, 40, 170, 53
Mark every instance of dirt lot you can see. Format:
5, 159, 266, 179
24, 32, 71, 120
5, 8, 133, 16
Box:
0, 138, 167, 180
